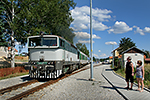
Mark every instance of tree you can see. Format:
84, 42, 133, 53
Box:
0, 0, 21, 67
0, 1, 7, 46
93, 57, 96, 62
76, 43, 89, 56
1, 0, 76, 44
15, 0, 76, 44
118, 37, 136, 54
143, 50, 150, 58
1, 0, 76, 67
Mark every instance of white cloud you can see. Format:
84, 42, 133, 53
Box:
98, 50, 101, 52
100, 53, 107, 57
74, 32, 101, 39
133, 26, 145, 35
93, 54, 99, 58
108, 21, 132, 34
92, 22, 109, 31
144, 27, 150, 33
71, 6, 112, 31
78, 40, 94, 44
105, 41, 117, 45
93, 34, 101, 39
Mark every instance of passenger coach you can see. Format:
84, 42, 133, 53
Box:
27, 35, 89, 78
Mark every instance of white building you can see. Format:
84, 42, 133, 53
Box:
0, 47, 18, 58
121, 46, 145, 68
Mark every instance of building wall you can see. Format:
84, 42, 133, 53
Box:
0, 47, 18, 58
115, 50, 119, 57
0, 47, 7, 57
123, 53, 144, 68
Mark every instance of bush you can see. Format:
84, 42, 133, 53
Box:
0, 67, 28, 77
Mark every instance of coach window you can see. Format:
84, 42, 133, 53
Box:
77, 52, 79, 59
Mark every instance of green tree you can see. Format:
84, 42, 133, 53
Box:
1, 0, 76, 67
0, 1, 7, 46
143, 50, 150, 58
93, 57, 96, 62
0, 0, 22, 67
76, 43, 89, 56
1, 0, 76, 44
118, 37, 136, 54
15, 0, 76, 44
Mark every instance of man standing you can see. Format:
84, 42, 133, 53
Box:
125, 56, 134, 90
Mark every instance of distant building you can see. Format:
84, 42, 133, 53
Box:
145, 58, 150, 64
109, 56, 113, 63
0, 47, 18, 58
112, 47, 121, 58
8, 47, 18, 56
121, 46, 146, 68
0, 47, 7, 57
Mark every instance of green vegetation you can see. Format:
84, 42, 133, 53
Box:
76, 43, 89, 57
144, 64, 150, 89
0, 0, 77, 67
118, 37, 136, 54
0, 0, 76, 44
0, 72, 28, 80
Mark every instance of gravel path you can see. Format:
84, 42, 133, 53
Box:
22, 64, 125, 100
0, 75, 30, 90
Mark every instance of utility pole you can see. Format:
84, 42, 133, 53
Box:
11, 2, 15, 67
112, 44, 114, 68
89, 0, 94, 81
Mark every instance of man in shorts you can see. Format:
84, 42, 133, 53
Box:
125, 56, 134, 90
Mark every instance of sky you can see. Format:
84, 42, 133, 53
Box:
16, 0, 150, 58
71, 0, 150, 58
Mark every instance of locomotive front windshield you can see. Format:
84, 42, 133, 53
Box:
28, 37, 57, 47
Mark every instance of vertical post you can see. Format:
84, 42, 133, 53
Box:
11, 2, 15, 67
89, 0, 94, 81
112, 44, 114, 68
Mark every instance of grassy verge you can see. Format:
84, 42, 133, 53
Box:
112, 64, 150, 89
0, 72, 29, 80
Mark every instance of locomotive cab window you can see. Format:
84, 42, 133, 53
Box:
29, 38, 41, 46
28, 37, 57, 47
43, 37, 57, 46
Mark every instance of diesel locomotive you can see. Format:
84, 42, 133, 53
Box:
27, 35, 89, 78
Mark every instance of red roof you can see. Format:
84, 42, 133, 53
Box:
109, 56, 113, 59
145, 58, 150, 61
8, 47, 18, 52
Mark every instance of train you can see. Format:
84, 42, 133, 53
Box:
26, 34, 89, 78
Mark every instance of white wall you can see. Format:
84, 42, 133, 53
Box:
123, 53, 144, 68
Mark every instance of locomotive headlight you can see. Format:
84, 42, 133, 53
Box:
33, 62, 36, 65
39, 66, 42, 69
31, 61, 37, 65
47, 62, 51, 65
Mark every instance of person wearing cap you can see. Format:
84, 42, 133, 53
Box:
125, 56, 134, 90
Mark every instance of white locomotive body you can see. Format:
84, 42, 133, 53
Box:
27, 35, 89, 78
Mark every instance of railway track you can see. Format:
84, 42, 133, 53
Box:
0, 64, 101, 100
0, 80, 38, 95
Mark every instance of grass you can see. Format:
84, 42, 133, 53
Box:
0, 72, 29, 80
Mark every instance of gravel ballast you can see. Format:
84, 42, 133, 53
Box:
23, 64, 125, 100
